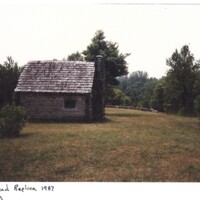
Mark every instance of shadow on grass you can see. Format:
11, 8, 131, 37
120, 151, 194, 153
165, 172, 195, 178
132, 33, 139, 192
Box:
0, 133, 34, 140
106, 113, 144, 118
28, 117, 112, 124
19, 133, 34, 138
25, 114, 141, 125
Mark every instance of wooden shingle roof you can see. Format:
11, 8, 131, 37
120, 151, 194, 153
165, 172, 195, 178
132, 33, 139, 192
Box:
15, 60, 95, 93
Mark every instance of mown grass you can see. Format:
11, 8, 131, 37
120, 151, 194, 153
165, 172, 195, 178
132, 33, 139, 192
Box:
0, 108, 200, 182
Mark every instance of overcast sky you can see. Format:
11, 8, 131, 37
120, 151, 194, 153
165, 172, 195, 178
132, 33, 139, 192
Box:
1, 3, 200, 78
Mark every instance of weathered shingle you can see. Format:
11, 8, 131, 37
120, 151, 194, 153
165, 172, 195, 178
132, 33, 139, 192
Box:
15, 60, 95, 93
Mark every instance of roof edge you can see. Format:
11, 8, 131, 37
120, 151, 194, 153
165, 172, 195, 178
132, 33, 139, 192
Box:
27, 60, 94, 65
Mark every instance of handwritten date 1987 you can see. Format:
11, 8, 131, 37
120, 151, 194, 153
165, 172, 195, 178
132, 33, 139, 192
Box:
41, 186, 54, 191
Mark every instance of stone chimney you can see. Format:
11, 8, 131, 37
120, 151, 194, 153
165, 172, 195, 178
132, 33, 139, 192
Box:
92, 55, 105, 121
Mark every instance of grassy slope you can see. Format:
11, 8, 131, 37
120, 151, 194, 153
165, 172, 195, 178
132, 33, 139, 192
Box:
0, 108, 200, 182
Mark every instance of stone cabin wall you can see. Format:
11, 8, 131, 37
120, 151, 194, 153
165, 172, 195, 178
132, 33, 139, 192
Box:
19, 92, 92, 121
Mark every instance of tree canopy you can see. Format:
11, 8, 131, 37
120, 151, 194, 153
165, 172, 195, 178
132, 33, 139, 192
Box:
151, 77, 166, 112
164, 45, 199, 114
82, 30, 129, 86
0, 57, 22, 107
118, 71, 158, 108
67, 51, 84, 61
150, 45, 200, 115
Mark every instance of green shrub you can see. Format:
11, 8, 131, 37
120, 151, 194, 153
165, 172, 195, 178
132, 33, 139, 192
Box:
0, 105, 27, 138
194, 95, 200, 115
122, 96, 132, 106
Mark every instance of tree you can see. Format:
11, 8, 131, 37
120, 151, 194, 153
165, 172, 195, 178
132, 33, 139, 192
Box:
117, 75, 128, 94
0, 57, 22, 107
107, 87, 131, 106
194, 70, 200, 115
118, 71, 158, 108
67, 51, 84, 61
123, 71, 148, 106
165, 45, 199, 115
140, 78, 158, 108
151, 77, 166, 112
82, 30, 130, 100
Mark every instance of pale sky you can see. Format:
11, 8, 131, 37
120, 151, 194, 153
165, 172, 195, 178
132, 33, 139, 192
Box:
1, 2, 200, 78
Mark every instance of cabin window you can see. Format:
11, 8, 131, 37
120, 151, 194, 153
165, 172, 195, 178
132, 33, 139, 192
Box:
64, 99, 76, 109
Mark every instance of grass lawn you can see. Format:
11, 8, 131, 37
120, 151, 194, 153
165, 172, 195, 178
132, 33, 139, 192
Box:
0, 108, 200, 182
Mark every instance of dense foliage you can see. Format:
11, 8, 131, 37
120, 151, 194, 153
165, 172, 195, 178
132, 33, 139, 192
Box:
0, 104, 27, 138
67, 51, 84, 61
118, 71, 158, 108
151, 77, 166, 112
194, 71, 200, 116
107, 87, 132, 106
0, 57, 23, 108
82, 30, 129, 86
164, 45, 199, 115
